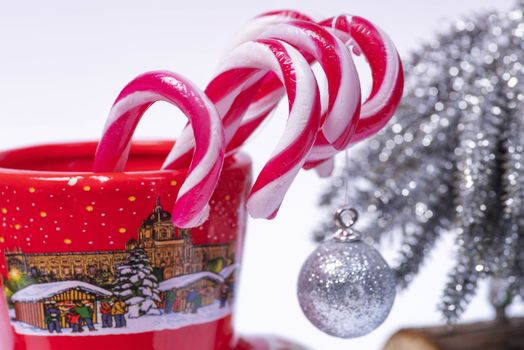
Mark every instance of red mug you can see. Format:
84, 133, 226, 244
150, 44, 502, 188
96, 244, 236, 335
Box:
0, 141, 305, 350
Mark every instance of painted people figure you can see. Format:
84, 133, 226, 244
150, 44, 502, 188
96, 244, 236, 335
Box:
75, 301, 97, 331
186, 288, 202, 314
164, 290, 177, 314
66, 308, 83, 333
186, 288, 196, 313
112, 298, 128, 328
100, 299, 113, 328
44, 301, 62, 334
219, 284, 230, 308
172, 290, 184, 313
226, 276, 235, 306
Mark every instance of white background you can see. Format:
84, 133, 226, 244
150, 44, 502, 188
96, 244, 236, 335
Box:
0, 1, 521, 349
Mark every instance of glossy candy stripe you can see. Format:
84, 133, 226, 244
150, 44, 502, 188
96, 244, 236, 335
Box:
93, 71, 225, 228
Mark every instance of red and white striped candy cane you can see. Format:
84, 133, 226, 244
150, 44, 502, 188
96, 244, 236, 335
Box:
221, 11, 316, 156
258, 20, 361, 150
303, 15, 404, 169
226, 10, 315, 52
197, 39, 321, 219
321, 15, 403, 142
222, 11, 403, 171
93, 71, 225, 228
166, 20, 361, 172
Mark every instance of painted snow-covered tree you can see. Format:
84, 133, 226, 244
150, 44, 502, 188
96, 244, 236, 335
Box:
113, 248, 162, 318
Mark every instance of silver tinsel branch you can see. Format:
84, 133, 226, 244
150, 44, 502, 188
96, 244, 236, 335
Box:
315, 2, 524, 322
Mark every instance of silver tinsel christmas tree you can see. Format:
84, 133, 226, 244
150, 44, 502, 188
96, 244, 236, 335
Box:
316, 2, 524, 322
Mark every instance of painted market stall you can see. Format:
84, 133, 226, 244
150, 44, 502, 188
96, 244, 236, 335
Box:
10, 281, 112, 330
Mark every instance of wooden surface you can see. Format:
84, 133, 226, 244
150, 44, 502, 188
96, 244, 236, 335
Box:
383, 318, 524, 350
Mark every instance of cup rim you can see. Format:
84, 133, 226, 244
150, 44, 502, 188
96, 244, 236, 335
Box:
0, 140, 250, 178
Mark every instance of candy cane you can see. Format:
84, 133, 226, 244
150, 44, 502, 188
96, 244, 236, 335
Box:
321, 15, 403, 142
164, 12, 315, 170
223, 10, 315, 155
258, 20, 361, 150
226, 10, 315, 52
166, 20, 361, 171
93, 71, 225, 228
223, 11, 403, 171
196, 38, 321, 219
303, 15, 404, 168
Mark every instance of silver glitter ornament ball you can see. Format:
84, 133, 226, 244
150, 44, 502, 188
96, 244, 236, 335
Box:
298, 209, 396, 338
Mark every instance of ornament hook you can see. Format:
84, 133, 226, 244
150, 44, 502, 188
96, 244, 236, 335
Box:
335, 207, 359, 229
333, 207, 361, 242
